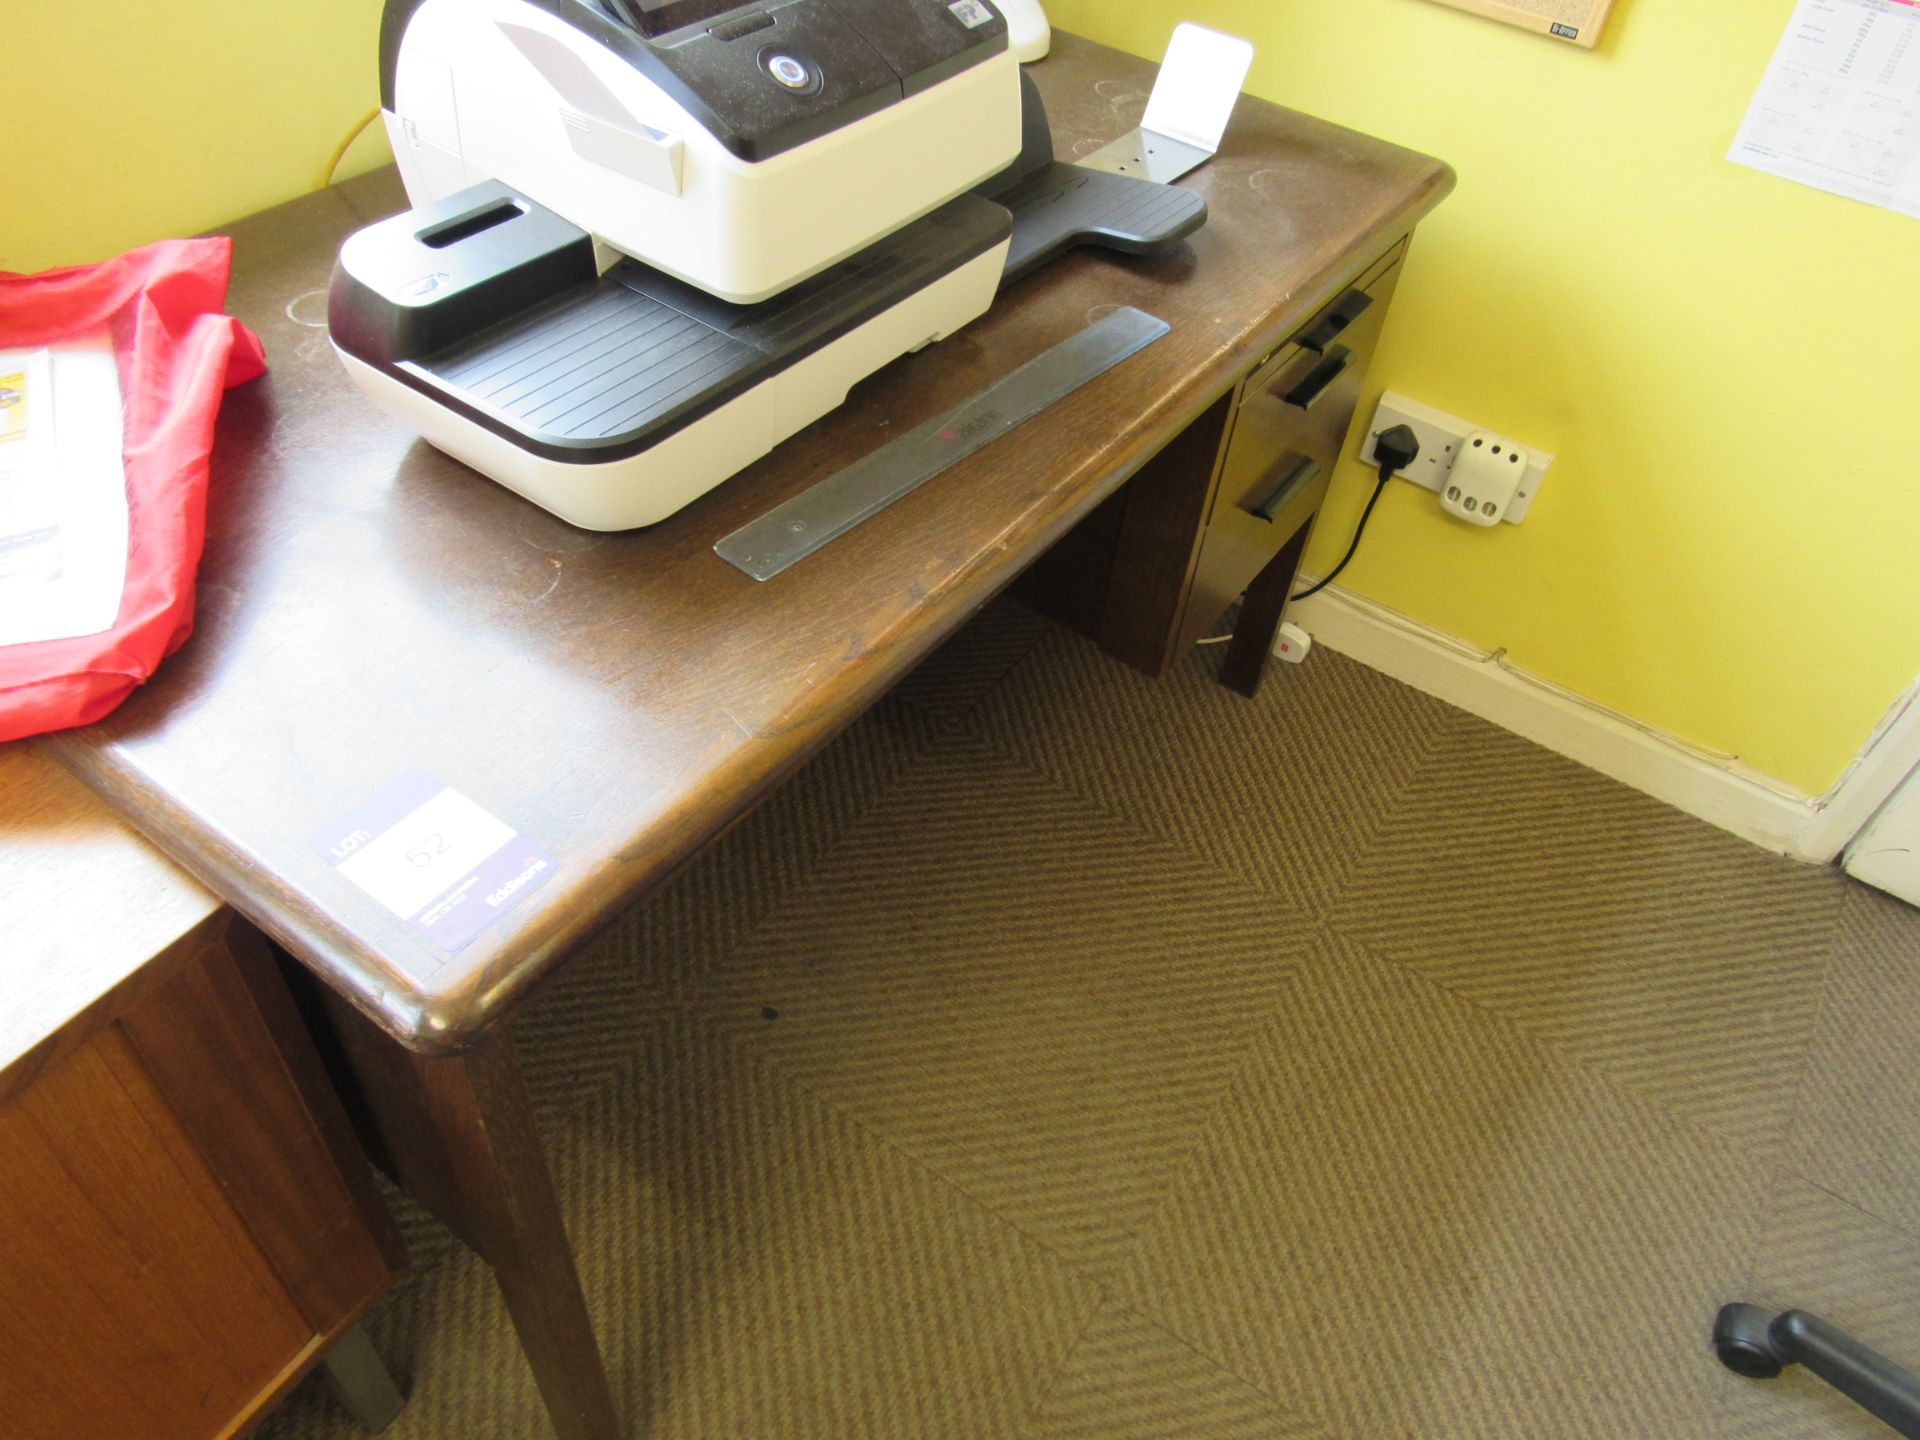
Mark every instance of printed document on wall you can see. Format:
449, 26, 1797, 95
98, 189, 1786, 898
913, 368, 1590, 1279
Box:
1730, 0, 1920, 220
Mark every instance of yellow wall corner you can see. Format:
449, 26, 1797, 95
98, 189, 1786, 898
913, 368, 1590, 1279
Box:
8, 3, 391, 273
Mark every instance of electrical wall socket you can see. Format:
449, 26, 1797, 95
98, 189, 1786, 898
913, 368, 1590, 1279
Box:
1356, 391, 1552, 524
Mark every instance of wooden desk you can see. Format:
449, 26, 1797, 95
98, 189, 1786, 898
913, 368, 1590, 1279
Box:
53, 35, 1451, 1440
0, 746, 407, 1439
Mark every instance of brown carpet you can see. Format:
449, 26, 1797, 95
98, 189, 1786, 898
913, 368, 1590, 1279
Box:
259, 599, 1920, 1440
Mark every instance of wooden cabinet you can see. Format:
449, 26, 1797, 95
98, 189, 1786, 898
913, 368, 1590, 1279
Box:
1186, 247, 1403, 655
0, 748, 406, 1440
1021, 239, 1408, 696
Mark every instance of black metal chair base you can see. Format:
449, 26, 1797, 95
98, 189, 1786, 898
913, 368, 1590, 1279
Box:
1714, 1303, 1920, 1437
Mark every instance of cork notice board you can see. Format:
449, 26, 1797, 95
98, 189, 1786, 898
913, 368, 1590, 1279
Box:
1423, 0, 1615, 48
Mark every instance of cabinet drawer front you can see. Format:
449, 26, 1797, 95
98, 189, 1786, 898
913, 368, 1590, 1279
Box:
1229, 238, 1404, 423
1221, 253, 1403, 524
1182, 253, 1404, 649
1236, 448, 1330, 546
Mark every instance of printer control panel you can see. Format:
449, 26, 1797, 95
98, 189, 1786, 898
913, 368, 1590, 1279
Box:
600, 0, 1008, 155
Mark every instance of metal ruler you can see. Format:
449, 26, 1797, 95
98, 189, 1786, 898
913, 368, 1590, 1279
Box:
714, 306, 1169, 581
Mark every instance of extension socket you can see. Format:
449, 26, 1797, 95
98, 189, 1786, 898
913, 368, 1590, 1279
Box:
1442, 432, 1526, 526
1357, 391, 1551, 524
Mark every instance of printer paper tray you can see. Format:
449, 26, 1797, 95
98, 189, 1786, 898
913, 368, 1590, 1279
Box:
995, 161, 1208, 286
383, 193, 1012, 465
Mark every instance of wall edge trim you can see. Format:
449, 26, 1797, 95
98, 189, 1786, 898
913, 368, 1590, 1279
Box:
1801, 678, 1920, 863
1286, 585, 1851, 861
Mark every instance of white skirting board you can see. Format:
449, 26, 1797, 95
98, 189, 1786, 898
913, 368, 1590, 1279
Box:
1284, 585, 1920, 865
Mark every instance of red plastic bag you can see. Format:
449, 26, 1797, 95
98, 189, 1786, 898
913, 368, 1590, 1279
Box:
0, 238, 266, 743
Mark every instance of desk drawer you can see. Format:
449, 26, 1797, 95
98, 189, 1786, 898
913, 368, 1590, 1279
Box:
1181, 252, 1403, 649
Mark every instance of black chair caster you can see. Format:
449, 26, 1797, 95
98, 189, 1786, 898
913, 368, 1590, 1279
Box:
1714, 1303, 1920, 1437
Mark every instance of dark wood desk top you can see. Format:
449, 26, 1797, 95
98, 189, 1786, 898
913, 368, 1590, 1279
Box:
56, 35, 1451, 1052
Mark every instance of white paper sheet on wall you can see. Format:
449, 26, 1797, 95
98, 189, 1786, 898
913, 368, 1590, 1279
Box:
1729, 0, 1920, 220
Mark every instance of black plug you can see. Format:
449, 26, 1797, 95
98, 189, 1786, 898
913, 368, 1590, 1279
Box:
1290, 423, 1422, 604
1372, 423, 1421, 483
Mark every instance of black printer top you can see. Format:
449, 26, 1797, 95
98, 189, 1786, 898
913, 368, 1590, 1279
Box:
614, 0, 756, 38
380, 0, 1009, 164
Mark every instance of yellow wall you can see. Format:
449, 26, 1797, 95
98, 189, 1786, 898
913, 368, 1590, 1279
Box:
7, 3, 391, 272
1050, 0, 1920, 795
10, 0, 1917, 793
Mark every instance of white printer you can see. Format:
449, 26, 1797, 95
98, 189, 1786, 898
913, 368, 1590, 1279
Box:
330, 0, 1205, 530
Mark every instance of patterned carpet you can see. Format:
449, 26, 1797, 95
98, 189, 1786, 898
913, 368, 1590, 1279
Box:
260, 598, 1920, 1440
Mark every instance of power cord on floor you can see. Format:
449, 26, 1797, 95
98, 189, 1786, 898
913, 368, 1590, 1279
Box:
1291, 423, 1420, 603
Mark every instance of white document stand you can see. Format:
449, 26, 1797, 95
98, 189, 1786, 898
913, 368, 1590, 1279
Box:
1080, 23, 1255, 184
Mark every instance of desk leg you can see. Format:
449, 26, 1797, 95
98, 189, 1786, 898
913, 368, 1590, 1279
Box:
311, 992, 622, 1440
322, 1324, 407, 1433
1221, 516, 1314, 699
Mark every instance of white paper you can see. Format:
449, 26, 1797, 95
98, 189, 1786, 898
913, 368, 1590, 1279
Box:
1729, 0, 1920, 219
1142, 23, 1256, 153
0, 351, 60, 586
0, 337, 130, 647
335, 786, 520, 921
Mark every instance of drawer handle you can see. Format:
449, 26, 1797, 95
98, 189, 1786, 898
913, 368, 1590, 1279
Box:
1250, 454, 1321, 523
1279, 345, 1355, 410
1298, 289, 1373, 353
